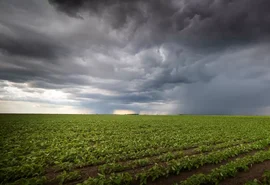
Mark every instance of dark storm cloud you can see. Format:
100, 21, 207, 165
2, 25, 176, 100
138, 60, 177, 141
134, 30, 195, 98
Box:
179, 77, 270, 115
0, 64, 92, 88
48, 0, 148, 28
78, 91, 164, 104
49, 0, 270, 48
0, 22, 68, 60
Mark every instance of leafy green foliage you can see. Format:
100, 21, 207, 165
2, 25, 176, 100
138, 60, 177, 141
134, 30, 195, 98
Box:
1, 114, 270, 184
56, 170, 81, 184
182, 150, 270, 185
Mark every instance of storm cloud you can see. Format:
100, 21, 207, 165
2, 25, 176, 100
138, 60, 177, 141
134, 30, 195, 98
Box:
49, 0, 270, 46
0, 0, 270, 114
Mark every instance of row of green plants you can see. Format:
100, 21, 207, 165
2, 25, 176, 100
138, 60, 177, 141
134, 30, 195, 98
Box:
180, 150, 270, 185
79, 139, 270, 185
97, 138, 264, 175
6, 170, 82, 185
1, 127, 260, 182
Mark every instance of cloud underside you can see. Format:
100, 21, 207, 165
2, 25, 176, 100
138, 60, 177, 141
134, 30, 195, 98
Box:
0, 0, 270, 114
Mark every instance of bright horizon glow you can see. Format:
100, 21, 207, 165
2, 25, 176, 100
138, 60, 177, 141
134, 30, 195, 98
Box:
113, 110, 136, 115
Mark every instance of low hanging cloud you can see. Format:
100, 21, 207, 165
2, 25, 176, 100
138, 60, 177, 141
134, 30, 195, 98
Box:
0, 0, 269, 114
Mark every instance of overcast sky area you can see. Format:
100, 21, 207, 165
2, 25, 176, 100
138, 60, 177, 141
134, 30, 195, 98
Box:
0, 0, 270, 114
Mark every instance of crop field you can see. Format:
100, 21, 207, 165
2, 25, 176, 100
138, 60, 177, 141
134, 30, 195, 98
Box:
1, 115, 270, 185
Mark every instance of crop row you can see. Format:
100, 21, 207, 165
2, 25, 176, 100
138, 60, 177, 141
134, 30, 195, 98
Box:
97, 139, 265, 175
78, 139, 270, 185
180, 150, 270, 185
4, 139, 255, 184
1, 137, 260, 183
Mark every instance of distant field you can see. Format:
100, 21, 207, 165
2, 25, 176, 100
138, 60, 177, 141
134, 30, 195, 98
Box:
1, 114, 270, 185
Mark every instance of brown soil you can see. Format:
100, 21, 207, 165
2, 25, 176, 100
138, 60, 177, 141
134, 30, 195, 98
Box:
44, 168, 60, 185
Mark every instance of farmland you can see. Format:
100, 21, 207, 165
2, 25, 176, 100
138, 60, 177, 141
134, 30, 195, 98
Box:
1, 114, 270, 185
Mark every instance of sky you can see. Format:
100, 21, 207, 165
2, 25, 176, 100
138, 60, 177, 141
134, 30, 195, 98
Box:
0, 0, 270, 115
